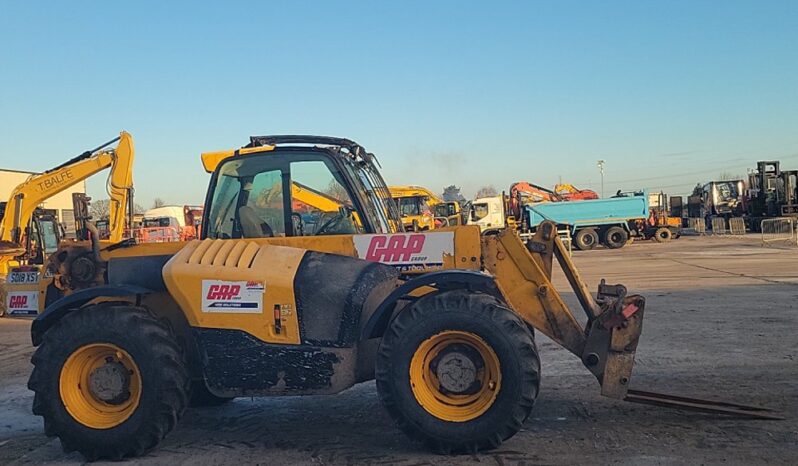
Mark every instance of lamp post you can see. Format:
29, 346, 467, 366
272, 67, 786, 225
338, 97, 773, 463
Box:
597, 160, 605, 198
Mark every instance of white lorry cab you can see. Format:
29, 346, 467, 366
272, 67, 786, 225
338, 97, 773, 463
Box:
466, 196, 508, 233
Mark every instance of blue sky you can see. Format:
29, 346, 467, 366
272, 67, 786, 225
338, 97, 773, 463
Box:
1, 1, 796, 206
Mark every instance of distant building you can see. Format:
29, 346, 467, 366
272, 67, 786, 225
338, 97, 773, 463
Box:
0, 168, 87, 237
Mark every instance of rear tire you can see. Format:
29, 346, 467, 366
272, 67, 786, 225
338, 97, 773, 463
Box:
603, 226, 629, 249
573, 228, 599, 251
653, 227, 672, 243
376, 290, 540, 454
28, 304, 189, 461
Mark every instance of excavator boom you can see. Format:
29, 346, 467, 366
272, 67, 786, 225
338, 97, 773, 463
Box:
0, 132, 134, 251
1, 132, 134, 316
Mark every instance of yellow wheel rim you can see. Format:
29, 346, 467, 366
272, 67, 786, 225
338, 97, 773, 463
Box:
59, 343, 142, 429
409, 330, 501, 422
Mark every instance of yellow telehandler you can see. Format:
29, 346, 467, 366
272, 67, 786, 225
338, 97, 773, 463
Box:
389, 185, 463, 230
27, 135, 777, 461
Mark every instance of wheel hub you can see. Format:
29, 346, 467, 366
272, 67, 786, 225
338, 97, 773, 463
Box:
70, 255, 98, 284
431, 343, 485, 395
435, 352, 478, 393
88, 360, 131, 405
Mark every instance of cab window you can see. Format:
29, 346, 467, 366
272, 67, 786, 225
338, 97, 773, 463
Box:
39, 219, 60, 254
471, 203, 489, 221
244, 170, 285, 237
206, 161, 286, 239
290, 160, 361, 236
398, 196, 431, 217
434, 203, 456, 218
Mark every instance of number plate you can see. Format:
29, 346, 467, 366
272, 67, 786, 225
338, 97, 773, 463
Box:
7, 271, 40, 284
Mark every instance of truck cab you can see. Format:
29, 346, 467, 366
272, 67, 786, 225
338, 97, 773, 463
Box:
467, 195, 508, 233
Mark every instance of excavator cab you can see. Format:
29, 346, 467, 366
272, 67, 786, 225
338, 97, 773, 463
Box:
25, 211, 61, 265
0, 203, 61, 268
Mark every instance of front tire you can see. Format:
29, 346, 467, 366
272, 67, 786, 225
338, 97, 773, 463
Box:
653, 227, 673, 243
376, 290, 540, 454
28, 304, 189, 461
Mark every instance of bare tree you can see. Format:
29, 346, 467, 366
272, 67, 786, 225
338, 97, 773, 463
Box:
442, 185, 466, 202
474, 185, 498, 199
88, 199, 145, 218
152, 198, 167, 208
89, 199, 110, 219
323, 180, 349, 202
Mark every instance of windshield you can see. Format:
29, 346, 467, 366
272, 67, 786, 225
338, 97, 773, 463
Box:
434, 203, 456, 218
144, 217, 175, 228
717, 182, 739, 201
398, 197, 425, 216
346, 159, 401, 233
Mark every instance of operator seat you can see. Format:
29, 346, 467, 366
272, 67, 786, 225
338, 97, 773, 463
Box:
238, 206, 274, 238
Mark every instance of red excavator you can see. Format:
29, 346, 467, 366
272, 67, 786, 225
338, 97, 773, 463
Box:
554, 183, 598, 201
509, 181, 562, 219
555, 183, 599, 201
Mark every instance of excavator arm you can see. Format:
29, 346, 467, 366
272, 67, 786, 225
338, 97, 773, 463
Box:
0, 132, 134, 255
291, 182, 346, 212
554, 183, 599, 200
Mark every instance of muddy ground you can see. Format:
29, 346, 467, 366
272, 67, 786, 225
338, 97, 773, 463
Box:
1, 235, 796, 465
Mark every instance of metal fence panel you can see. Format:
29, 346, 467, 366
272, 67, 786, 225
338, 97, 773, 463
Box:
761, 218, 796, 246
688, 218, 706, 234
711, 217, 727, 235
729, 217, 746, 235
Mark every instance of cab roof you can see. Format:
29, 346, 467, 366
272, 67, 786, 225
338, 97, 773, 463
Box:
201, 135, 376, 173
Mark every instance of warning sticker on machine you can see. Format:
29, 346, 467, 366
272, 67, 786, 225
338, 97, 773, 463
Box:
5, 291, 39, 316
201, 280, 264, 313
353, 232, 454, 271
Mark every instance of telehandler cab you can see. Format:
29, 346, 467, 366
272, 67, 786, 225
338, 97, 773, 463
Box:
28, 136, 777, 461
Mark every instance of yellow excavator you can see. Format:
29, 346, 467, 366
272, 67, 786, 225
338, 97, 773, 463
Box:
0, 132, 134, 316
26, 135, 777, 461
389, 185, 462, 230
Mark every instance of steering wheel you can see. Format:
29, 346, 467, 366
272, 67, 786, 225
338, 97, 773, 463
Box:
315, 212, 346, 235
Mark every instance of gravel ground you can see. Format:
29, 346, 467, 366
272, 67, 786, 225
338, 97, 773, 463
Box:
1, 235, 796, 465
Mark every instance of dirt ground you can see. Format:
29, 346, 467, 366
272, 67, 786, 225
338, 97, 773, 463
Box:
1, 235, 796, 465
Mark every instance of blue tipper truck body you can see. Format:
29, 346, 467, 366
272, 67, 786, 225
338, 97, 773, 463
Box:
524, 192, 649, 250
